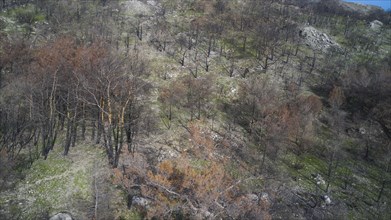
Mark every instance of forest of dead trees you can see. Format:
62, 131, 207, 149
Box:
1, 0, 390, 219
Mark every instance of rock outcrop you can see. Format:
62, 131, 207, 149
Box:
369, 20, 383, 33
300, 26, 340, 52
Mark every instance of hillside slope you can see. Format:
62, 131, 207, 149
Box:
0, 0, 390, 219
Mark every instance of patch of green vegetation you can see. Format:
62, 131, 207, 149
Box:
342, 138, 357, 151
29, 157, 71, 179
225, 162, 242, 180
113, 187, 143, 220
0, 16, 20, 33
240, 177, 264, 192
8, 202, 25, 219
284, 153, 327, 176
148, 56, 178, 81
282, 152, 329, 191
118, 209, 143, 220
0, 4, 46, 37
300, 154, 328, 174
4, 4, 45, 25
223, 158, 262, 192
73, 170, 91, 200
190, 159, 210, 170
281, 147, 391, 220
0, 144, 105, 219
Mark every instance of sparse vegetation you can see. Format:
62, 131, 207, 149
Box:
0, 0, 390, 219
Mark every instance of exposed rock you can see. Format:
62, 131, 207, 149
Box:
260, 192, 271, 207
247, 193, 259, 203
131, 196, 150, 209
157, 146, 179, 162
49, 212, 74, 220
369, 20, 383, 32
322, 195, 332, 206
359, 127, 366, 135
211, 132, 223, 142
196, 207, 212, 219
300, 26, 340, 52
314, 174, 326, 186
127, 186, 142, 209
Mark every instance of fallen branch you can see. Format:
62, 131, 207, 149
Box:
146, 181, 200, 212
146, 181, 180, 197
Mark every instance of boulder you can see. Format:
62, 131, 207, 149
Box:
49, 212, 73, 220
322, 195, 332, 205
369, 20, 383, 32
131, 196, 150, 209
260, 192, 271, 206
247, 193, 259, 203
